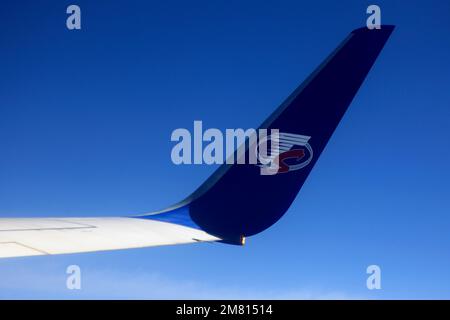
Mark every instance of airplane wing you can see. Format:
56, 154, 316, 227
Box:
1, 26, 394, 258
0, 216, 219, 258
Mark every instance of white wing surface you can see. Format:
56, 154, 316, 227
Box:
0, 217, 220, 258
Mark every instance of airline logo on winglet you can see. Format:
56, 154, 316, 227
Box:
170, 121, 313, 176
257, 132, 313, 175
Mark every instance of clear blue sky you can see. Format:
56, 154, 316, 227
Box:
1, 0, 449, 299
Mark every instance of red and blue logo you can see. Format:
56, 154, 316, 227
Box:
256, 132, 313, 175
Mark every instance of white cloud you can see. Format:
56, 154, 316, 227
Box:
0, 262, 363, 299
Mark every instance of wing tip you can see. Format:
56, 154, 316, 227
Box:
352, 25, 396, 35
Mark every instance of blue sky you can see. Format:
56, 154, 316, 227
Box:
1, 0, 450, 299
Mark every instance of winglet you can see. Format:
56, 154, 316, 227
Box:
143, 26, 395, 243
